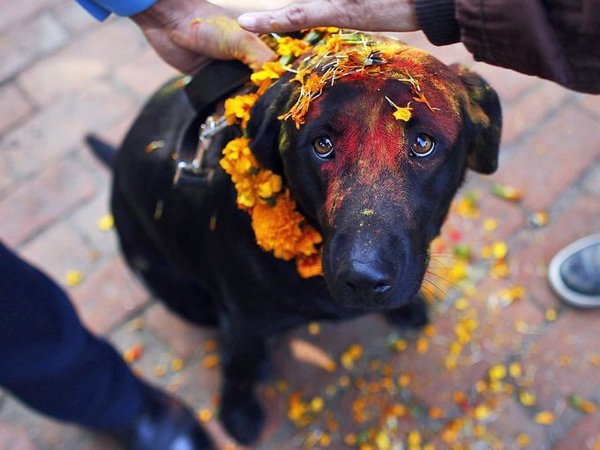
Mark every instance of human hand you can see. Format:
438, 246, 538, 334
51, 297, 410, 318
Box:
237, 0, 419, 33
131, 0, 276, 73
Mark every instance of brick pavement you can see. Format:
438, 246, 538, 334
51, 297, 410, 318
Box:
0, 2, 599, 449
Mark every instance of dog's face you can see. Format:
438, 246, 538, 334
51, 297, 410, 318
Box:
249, 40, 501, 310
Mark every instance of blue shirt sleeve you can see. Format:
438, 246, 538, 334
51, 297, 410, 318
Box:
75, 0, 158, 21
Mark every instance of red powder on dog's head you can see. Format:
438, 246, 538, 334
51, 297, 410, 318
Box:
280, 33, 467, 131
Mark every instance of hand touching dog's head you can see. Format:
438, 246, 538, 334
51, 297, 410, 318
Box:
248, 38, 501, 310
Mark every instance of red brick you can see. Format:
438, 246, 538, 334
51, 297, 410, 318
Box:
19, 222, 100, 284
93, 113, 136, 149
393, 31, 475, 67
76, 434, 121, 450
472, 280, 545, 356
2, 80, 137, 178
169, 359, 221, 410
0, 154, 16, 195
0, 13, 69, 83
115, 48, 178, 99
442, 185, 526, 257
523, 308, 600, 413
426, 396, 550, 449
0, 421, 36, 450
0, 83, 33, 134
52, 0, 100, 35
485, 398, 548, 448
492, 104, 600, 211
553, 414, 600, 450
18, 20, 146, 106
145, 304, 214, 359
105, 316, 186, 391
395, 291, 543, 413
577, 92, 600, 119
583, 165, 600, 196
501, 81, 571, 146
71, 254, 149, 334
510, 195, 600, 309
0, 394, 85, 450
68, 188, 119, 259
471, 62, 540, 105
0, 0, 64, 32
0, 158, 96, 247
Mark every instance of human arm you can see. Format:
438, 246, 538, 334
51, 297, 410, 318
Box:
76, 0, 276, 73
238, 0, 600, 94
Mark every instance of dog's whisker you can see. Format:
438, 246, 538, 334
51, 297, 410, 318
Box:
425, 269, 455, 285
420, 284, 436, 299
421, 278, 448, 297
427, 257, 454, 271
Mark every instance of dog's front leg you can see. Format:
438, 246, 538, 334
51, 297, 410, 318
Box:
218, 315, 269, 445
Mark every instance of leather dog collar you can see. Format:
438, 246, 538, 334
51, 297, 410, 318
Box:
172, 60, 252, 188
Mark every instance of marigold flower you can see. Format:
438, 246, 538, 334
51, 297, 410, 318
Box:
276, 36, 310, 57
224, 93, 258, 129
297, 253, 323, 278
251, 195, 304, 260
255, 171, 283, 200
251, 61, 286, 94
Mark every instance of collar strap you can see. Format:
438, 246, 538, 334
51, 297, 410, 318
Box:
184, 59, 252, 115
173, 60, 252, 188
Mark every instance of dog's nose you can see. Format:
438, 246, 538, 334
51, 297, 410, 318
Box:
339, 261, 394, 300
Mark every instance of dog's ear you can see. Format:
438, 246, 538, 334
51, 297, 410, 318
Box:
247, 73, 297, 174
451, 64, 502, 174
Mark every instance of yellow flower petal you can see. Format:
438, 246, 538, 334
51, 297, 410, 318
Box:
408, 431, 421, 447
519, 390, 537, 407
65, 269, 84, 286
509, 361, 523, 378
488, 364, 507, 381
534, 411, 555, 425
516, 433, 531, 447
197, 408, 213, 423
545, 308, 558, 321
385, 96, 412, 122
97, 213, 114, 231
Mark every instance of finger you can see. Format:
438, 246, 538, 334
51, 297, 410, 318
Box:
238, 1, 343, 33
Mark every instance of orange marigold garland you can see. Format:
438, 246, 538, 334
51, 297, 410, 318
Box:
220, 29, 437, 278
219, 136, 323, 278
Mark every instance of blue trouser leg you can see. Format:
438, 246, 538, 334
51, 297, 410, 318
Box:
0, 241, 144, 430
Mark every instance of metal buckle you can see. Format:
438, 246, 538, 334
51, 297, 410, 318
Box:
173, 115, 228, 187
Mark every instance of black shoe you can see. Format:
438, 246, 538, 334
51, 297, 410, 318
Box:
548, 234, 600, 308
114, 385, 213, 450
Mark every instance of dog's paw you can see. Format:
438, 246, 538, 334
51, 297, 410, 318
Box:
220, 388, 265, 445
385, 294, 429, 330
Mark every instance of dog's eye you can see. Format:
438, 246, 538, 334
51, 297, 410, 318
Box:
411, 133, 436, 157
313, 137, 335, 159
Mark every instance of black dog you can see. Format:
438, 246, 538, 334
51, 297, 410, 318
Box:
92, 35, 501, 446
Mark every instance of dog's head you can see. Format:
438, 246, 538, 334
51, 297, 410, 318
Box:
247, 37, 501, 310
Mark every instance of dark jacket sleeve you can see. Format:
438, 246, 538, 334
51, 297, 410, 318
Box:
415, 0, 600, 94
